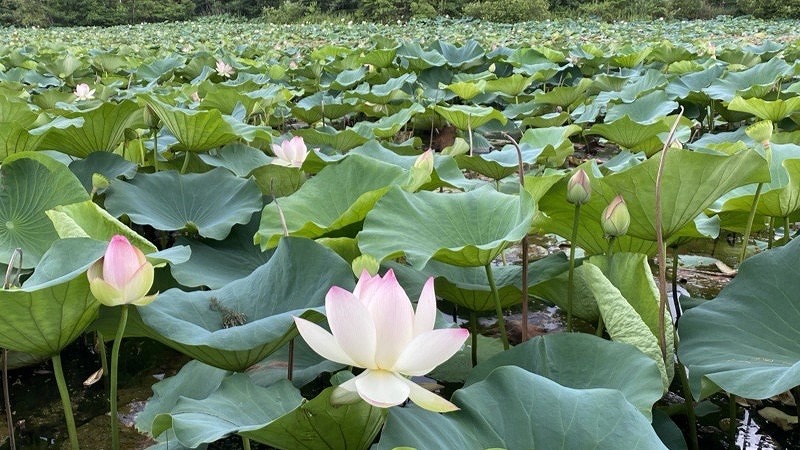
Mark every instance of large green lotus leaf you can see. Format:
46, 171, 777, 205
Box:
46, 200, 157, 252
171, 213, 270, 289
255, 155, 406, 249
611, 46, 652, 68
250, 164, 304, 198
351, 103, 425, 138
240, 386, 386, 450
0, 274, 99, 356
604, 91, 680, 124
197, 143, 272, 178
583, 256, 673, 392
152, 376, 303, 448
424, 252, 568, 312
377, 366, 666, 450
396, 41, 447, 70
0, 152, 89, 268
105, 168, 262, 240
527, 264, 600, 322
533, 78, 592, 108
454, 144, 544, 181
518, 125, 582, 167
703, 58, 792, 102
294, 127, 369, 152
68, 151, 138, 193
666, 64, 724, 104
138, 238, 354, 371
359, 186, 534, 268
39, 100, 141, 158
728, 96, 800, 121
433, 104, 507, 130
440, 80, 486, 100
484, 74, 535, 98
465, 333, 663, 419
603, 148, 770, 241
0, 122, 46, 157
346, 73, 415, 104
291, 92, 356, 124
431, 40, 485, 68
586, 115, 670, 151
678, 237, 800, 400
135, 55, 185, 83
144, 97, 240, 152
246, 337, 343, 388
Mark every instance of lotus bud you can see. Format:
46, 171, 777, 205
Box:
601, 194, 630, 238
124, 128, 139, 142
143, 105, 160, 130
413, 149, 434, 174
92, 173, 110, 193
566, 169, 591, 205
351, 254, 380, 277
404, 149, 435, 192
745, 120, 773, 146
87, 235, 157, 307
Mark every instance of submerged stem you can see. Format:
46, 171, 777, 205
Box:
739, 183, 764, 264
97, 331, 108, 382
52, 354, 79, 450
728, 393, 737, 445
469, 310, 478, 367
110, 305, 130, 450
485, 264, 510, 350
3, 348, 15, 450
567, 204, 581, 332
677, 362, 699, 450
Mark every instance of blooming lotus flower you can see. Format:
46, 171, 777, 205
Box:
74, 83, 95, 101
294, 270, 469, 412
271, 136, 309, 168
215, 60, 234, 78
87, 235, 157, 307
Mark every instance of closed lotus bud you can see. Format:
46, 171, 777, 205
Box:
745, 120, 773, 146
124, 128, 139, 142
601, 194, 630, 238
566, 169, 591, 205
143, 105, 160, 129
413, 149, 434, 174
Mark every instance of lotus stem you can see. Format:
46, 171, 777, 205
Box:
470, 310, 478, 367
738, 182, 763, 264
2, 348, 15, 450
502, 132, 530, 342
467, 116, 473, 156
242, 436, 251, 450
485, 264, 510, 350
152, 130, 159, 173
594, 317, 604, 337
785, 216, 791, 245
677, 362, 699, 450
790, 387, 800, 432
97, 332, 108, 382
567, 204, 581, 332
110, 305, 130, 450
180, 151, 191, 174
287, 339, 294, 381
728, 393, 737, 445
671, 246, 681, 321
767, 217, 775, 249
52, 354, 80, 450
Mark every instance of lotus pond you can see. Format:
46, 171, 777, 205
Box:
3, 15, 800, 450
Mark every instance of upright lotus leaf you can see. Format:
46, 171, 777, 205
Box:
346, 73, 416, 104
602, 148, 770, 241
135, 55, 185, 83
465, 333, 663, 419
291, 92, 355, 124
440, 80, 486, 100
255, 155, 406, 249
610, 45, 653, 68
105, 168, 262, 240
171, 213, 270, 289
351, 103, 425, 138
679, 237, 800, 400
144, 96, 240, 152
703, 58, 792, 101
665, 64, 724, 105
727, 96, 800, 121
533, 78, 592, 109
483, 74, 534, 98
22, 238, 107, 290
433, 104, 507, 131
46, 200, 157, 253
246, 338, 343, 388
583, 255, 674, 391
0, 272, 99, 357
396, 41, 447, 70
152, 376, 304, 448
527, 264, 600, 322
359, 186, 534, 268
377, 366, 666, 450
68, 151, 138, 193
39, 100, 142, 158
518, 125, 582, 167
0, 152, 89, 268
430, 40, 485, 68
250, 164, 305, 198
239, 387, 385, 450
586, 115, 671, 153
138, 237, 355, 371
327, 66, 367, 90
454, 144, 544, 181
197, 143, 272, 178
293, 127, 369, 152
604, 91, 680, 124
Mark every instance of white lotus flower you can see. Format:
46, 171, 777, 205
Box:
74, 83, 95, 101
271, 136, 309, 168
215, 60, 234, 78
294, 270, 469, 412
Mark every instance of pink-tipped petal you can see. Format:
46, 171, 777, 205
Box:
120, 261, 154, 303
102, 236, 144, 288
293, 317, 359, 366
353, 369, 410, 408
403, 377, 460, 412
325, 286, 377, 368
413, 277, 437, 336
369, 270, 415, 369
352, 270, 380, 303
393, 328, 469, 375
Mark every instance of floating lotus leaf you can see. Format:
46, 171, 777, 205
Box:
138, 238, 355, 371
359, 186, 534, 268
0, 152, 89, 268
377, 366, 666, 450
255, 155, 406, 249
106, 168, 262, 240
583, 254, 675, 391
39, 100, 142, 158
454, 144, 544, 181
465, 333, 663, 419
679, 237, 800, 400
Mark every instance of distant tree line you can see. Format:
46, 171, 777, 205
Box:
0, 0, 791, 28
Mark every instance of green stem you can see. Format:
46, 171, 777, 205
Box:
470, 310, 478, 367
671, 247, 679, 319
287, 339, 294, 381
677, 362, 699, 450
242, 436, 251, 450
485, 264, 510, 350
3, 348, 16, 450
767, 217, 775, 249
152, 130, 159, 173
739, 182, 763, 264
467, 117, 473, 157
567, 204, 581, 332
785, 216, 791, 245
110, 305, 129, 450
728, 393, 737, 445
594, 316, 604, 337
97, 332, 108, 382
180, 151, 191, 174
52, 354, 79, 450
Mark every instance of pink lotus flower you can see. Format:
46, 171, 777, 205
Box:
87, 235, 157, 307
215, 60, 234, 78
271, 136, 309, 168
294, 270, 469, 412
74, 83, 95, 101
